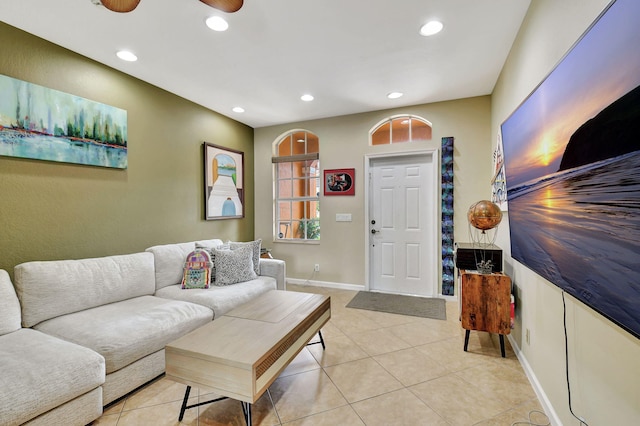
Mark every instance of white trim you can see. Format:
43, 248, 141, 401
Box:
507, 334, 562, 426
364, 149, 440, 297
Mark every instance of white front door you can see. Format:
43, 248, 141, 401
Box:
368, 152, 438, 297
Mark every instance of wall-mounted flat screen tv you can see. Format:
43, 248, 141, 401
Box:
501, 0, 640, 339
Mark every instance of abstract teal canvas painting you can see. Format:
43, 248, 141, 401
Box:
0, 74, 127, 169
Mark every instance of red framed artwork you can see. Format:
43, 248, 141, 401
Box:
323, 168, 355, 196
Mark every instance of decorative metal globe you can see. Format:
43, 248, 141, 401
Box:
467, 200, 502, 231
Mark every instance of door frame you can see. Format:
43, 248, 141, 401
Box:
364, 149, 441, 296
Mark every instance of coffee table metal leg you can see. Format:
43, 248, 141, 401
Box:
307, 330, 326, 350
241, 401, 252, 425
179, 386, 191, 421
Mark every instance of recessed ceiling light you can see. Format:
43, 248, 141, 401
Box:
116, 50, 137, 62
232, 106, 245, 113
387, 92, 403, 99
420, 20, 443, 36
206, 16, 229, 32
301, 94, 314, 102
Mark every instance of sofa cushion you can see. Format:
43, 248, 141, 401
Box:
229, 239, 262, 275
0, 270, 21, 336
14, 252, 156, 328
0, 328, 105, 426
155, 276, 277, 318
146, 239, 223, 290
213, 245, 257, 285
33, 295, 212, 374
24, 387, 102, 426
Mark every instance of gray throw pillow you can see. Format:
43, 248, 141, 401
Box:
213, 245, 257, 285
229, 239, 261, 275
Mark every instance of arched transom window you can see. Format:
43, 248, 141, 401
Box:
272, 130, 320, 241
370, 114, 432, 145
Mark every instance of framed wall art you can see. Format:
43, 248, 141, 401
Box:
203, 142, 244, 220
0, 73, 127, 169
324, 168, 355, 196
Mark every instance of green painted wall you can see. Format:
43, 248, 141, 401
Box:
0, 23, 254, 278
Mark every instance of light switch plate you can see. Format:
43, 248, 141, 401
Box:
336, 213, 352, 222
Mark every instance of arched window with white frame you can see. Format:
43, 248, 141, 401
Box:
370, 114, 432, 145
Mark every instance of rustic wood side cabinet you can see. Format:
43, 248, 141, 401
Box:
460, 271, 512, 357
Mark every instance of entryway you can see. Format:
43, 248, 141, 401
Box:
365, 150, 439, 297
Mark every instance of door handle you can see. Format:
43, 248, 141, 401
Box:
371, 229, 380, 234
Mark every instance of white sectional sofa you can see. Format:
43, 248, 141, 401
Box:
0, 270, 105, 426
147, 239, 285, 318
0, 238, 285, 426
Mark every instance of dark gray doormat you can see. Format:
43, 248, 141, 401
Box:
346, 291, 446, 320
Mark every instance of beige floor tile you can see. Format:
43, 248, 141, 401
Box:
115, 399, 199, 425
329, 310, 384, 335
279, 347, 321, 378
409, 374, 505, 426
323, 358, 403, 403
90, 413, 119, 426
268, 368, 348, 423
462, 330, 509, 357
348, 328, 412, 356
373, 347, 450, 386
385, 318, 458, 346
445, 301, 460, 322
455, 363, 537, 407
415, 337, 496, 372
475, 399, 548, 426
351, 388, 448, 426
307, 334, 369, 367
122, 376, 191, 411
345, 308, 419, 328
316, 321, 345, 339
282, 405, 365, 426
102, 399, 125, 416
198, 391, 279, 426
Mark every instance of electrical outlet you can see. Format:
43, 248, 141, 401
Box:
314, 264, 320, 272
526, 328, 530, 345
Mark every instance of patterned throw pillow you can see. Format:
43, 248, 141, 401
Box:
229, 239, 262, 275
213, 245, 258, 285
195, 241, 225, 284
181, 249, 213, 289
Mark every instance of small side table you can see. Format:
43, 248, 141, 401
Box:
460, 271, 511, 357
260, 248, 272, 259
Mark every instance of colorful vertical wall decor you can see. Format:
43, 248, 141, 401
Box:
0, 74, 128, 169
441, 136, 455, 295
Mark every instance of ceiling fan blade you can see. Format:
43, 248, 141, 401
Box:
100, 0, 141, 13
199, 0, 243, 13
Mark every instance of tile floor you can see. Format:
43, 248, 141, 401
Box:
92, 285, 546, 426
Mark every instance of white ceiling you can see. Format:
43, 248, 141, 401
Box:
1, 0, 530, 128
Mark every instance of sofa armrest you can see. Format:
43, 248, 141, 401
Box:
259, 258, 286, 290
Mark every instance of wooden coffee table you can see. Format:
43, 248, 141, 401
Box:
165, 290, 331, 425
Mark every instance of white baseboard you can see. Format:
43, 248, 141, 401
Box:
507, 335, 562, 426
286, 278, 364, 292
